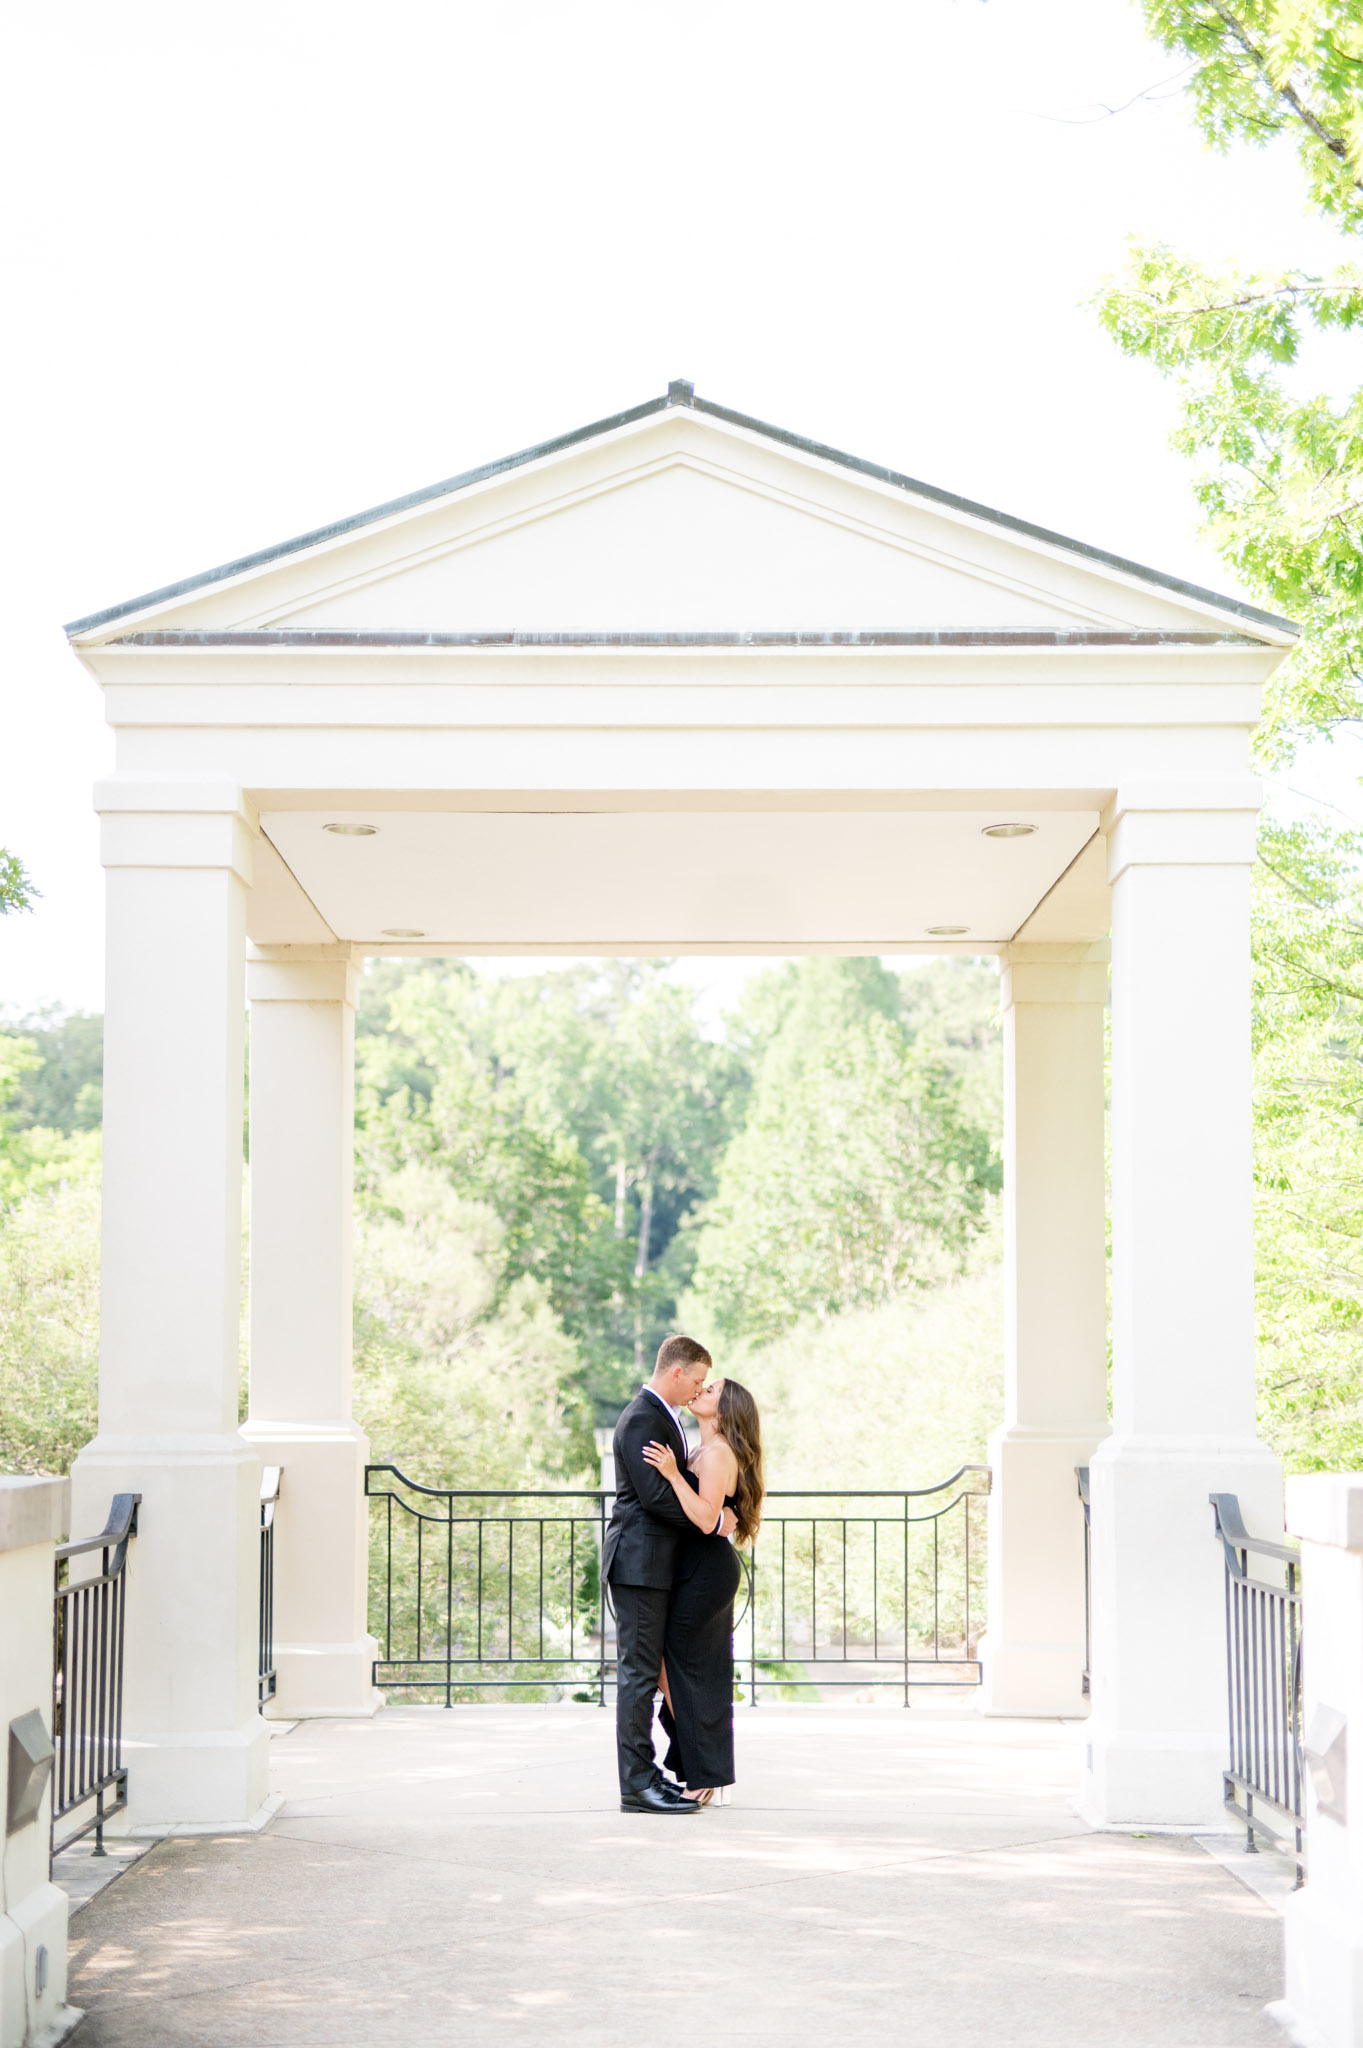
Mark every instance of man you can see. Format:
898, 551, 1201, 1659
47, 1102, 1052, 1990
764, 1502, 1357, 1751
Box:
603, 1333, 735, 1814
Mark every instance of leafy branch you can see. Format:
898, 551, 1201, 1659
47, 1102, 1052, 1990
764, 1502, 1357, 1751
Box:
0, 850, 37, 917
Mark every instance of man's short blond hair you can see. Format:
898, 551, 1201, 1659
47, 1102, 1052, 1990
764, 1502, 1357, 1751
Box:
655, 1333, 712, 1376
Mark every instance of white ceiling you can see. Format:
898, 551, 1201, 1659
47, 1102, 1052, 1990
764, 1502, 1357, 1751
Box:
259, 807, 1100, 950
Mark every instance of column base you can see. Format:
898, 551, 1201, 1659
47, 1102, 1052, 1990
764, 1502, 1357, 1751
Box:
70, 1434, 269, 1830
1273, 1882, 1363, 2048
978, 1637, 1090, 1719
0, 1881, 69, 2048
264, 1640, 382, 1720
980, 1424, 1101, 1718
1081, 1435, 1282, 1827
111, 1718, 272, 1831
1076, 1729, 1230, 1829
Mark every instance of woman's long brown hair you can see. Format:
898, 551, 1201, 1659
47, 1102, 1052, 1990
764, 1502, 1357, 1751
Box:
717, 1378, 764, 1546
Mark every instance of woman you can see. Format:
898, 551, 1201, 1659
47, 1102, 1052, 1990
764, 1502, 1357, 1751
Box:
641, 1376, 764, 1804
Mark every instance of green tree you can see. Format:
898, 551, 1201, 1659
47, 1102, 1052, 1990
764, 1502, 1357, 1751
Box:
358, 960, 743, 1408
690, 962, 999, 1346
0, 1171, 100, 1475
572, 969, 736, 1370
0, 850, 37, 916
1098, 3, 1363, 1467
899, 958, 1003, 1134
354, 965, 628, 1391
1099, 4, 1363, 758
1252, 819, 1363, 1467
1141, 2, 1363, 229
0, 1024, 103, 1471
353, 1162, 593, 1486
1098, 244, 1363, 757
1, 1010, 103, 1132
0, 1035, 100, 1207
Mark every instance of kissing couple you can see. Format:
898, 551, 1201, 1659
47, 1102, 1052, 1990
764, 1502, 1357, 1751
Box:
602, 1333, 764, 1813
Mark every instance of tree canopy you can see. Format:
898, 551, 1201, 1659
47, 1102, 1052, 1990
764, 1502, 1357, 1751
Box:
0, 956, 1003, 1472
1143, 2, 1363, 230
1099, 1, 1363, 1465
690, 961, 998, 1345
1099, 3, 1363, 757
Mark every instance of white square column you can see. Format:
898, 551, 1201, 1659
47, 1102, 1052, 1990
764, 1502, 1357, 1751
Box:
71, 781, 269, 1828
981, 941, 1109, 1717
1081, 781, 1282, 1826
242, 945, 379, 1719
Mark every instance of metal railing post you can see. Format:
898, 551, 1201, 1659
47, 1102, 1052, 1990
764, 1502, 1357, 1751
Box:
1210, 1492, 1305, 1884
258, 1467, 281, 1708
1076, 1467, 1091, 1699
51, 1494, 141, 1864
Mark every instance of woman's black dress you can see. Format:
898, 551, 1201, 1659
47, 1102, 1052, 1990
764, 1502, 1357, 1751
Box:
659, 1496, 742, 1789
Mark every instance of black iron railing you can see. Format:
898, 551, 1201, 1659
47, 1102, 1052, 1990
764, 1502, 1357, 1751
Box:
1077, 1466, 1091, 1699
365, 1467, 608, 1703
1210, 1491, 1304, 1883
736, 1472, 990, 1701
365, 1463, 989, 1706
259, 1466, 281, 1707
51, 1493, 140, 1858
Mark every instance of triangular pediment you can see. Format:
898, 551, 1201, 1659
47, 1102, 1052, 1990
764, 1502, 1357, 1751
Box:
264, 459, 1133, 635
67, 392, 1295, 646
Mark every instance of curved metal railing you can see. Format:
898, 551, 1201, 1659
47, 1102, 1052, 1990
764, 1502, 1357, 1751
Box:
364, 1462, 990, 1707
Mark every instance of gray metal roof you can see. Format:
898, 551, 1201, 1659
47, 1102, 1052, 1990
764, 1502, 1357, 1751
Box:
115, 628, 1262, 650
65, 381, 1298, 639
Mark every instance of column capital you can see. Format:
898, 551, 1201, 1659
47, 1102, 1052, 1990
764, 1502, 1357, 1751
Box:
1000, 941, 1110, 1009
247, 943, 361, 1007
95, 778, 258, 883
1103, 777, 1261, 886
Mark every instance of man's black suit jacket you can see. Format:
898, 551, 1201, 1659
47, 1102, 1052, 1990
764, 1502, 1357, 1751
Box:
602, 1390, 714, 1590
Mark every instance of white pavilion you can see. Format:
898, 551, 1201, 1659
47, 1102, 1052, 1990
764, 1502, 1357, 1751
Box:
62, 379, 1295, 1831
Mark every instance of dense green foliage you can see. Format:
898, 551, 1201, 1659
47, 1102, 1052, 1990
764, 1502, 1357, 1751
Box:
1102, 3, 1363, 1466
1253, 820, 1363, 1467
0, 1169, 99, 1475
0, 957, 1002, 1478
1098, 245, 1363, 758
734, 1250, 1003, 1491
353, 961, 741, 1417
1, 1009, 103, 1133
353, 1163, 593, 1486
1142, 2, 1363, 230
0, 1034, 100, 1208
1099, 3, 1362, 758
690, 960, 999, 1345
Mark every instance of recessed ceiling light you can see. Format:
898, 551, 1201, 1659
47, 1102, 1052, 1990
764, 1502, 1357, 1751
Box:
323, 821, 379, 836
926, 925, 970, 936
982, 822, 1037, 839
381, 928, 426, 939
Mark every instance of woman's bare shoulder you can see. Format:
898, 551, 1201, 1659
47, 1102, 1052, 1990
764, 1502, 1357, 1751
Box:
693, 1437, 738, 1481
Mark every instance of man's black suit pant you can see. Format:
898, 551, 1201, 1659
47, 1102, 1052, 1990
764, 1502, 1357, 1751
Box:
610, 1579, 670, 1795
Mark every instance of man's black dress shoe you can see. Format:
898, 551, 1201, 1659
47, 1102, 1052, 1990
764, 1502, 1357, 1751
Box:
620, 1781, 702, 1814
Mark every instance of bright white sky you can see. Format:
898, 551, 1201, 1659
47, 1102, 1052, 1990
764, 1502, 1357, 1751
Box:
3, 0, 1359, 1023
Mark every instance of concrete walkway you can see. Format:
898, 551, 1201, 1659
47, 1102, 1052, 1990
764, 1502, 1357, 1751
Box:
65, 1706, 1284, 2047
